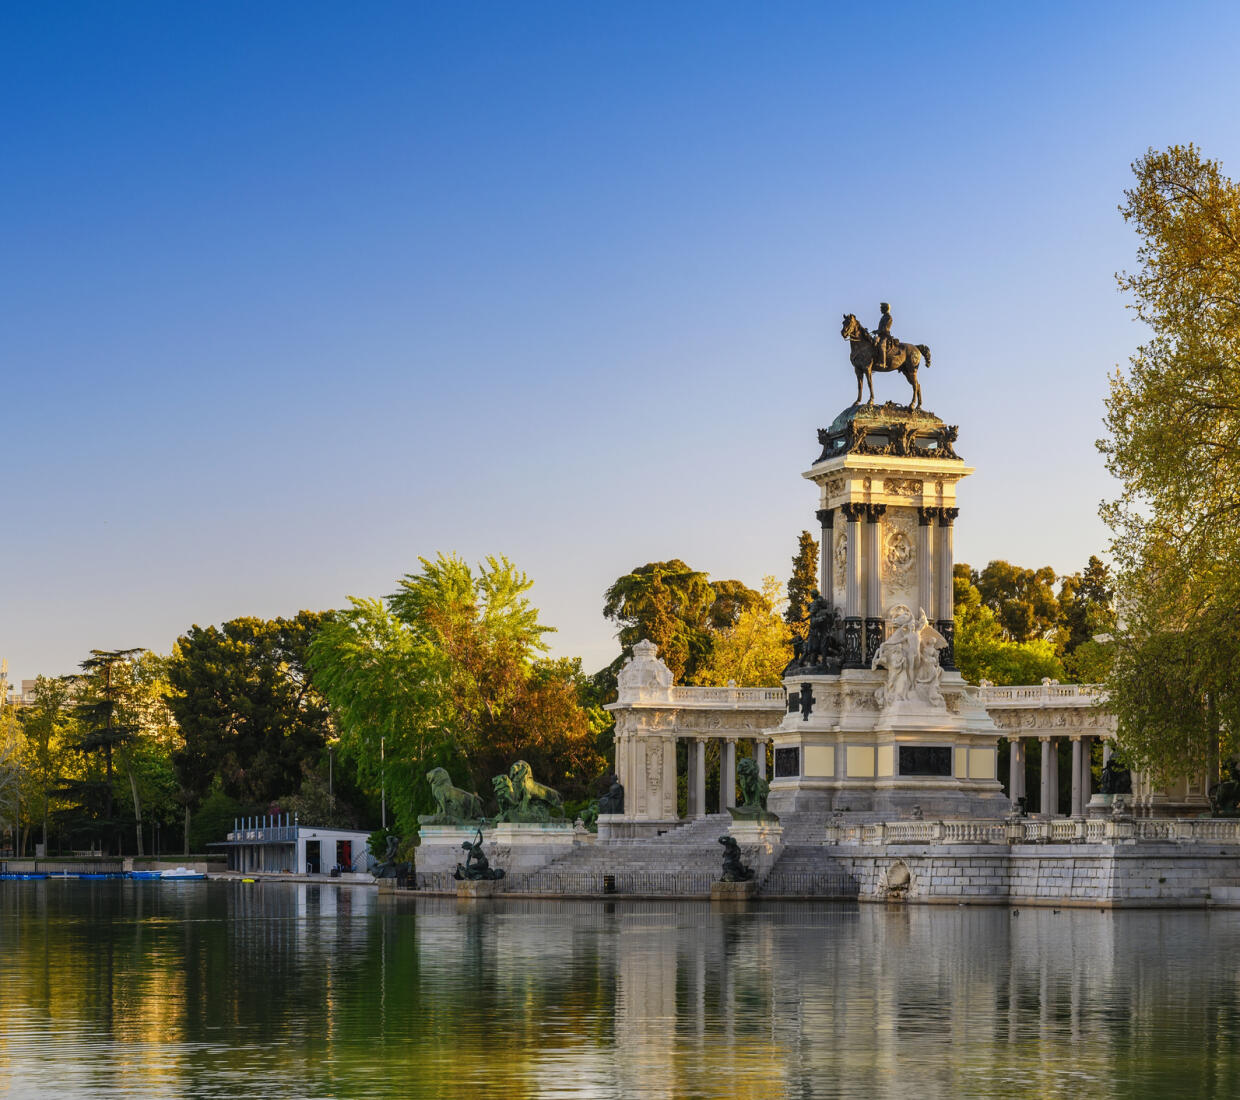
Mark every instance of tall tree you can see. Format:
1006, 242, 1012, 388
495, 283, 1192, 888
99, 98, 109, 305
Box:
973, 561, 1061, 643
1100, 145, 1240, 781
166, 613, 335, 844
18, 675, 76, 855
311, 554, 603, 833
693, 577, 793, 687
67, 648, 143, 854
953, 565, 1065, 686
785, 531, 820, 641
601, 560, 763, 685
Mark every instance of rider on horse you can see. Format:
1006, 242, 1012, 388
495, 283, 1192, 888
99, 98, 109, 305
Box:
874, 303, 894, 371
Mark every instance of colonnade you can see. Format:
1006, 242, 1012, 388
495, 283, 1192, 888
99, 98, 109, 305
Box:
684, 736, 768, 817
816, 504, 958, 669
1006, 735, 1112, 817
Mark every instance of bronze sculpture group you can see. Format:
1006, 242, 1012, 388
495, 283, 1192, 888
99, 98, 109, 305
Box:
840, 302, 931, 410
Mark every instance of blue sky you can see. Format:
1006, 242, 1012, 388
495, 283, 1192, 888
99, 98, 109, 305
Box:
4, 2, 1240, 682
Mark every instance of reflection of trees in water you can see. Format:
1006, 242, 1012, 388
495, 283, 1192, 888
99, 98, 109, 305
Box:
7, 890, 1240, 1096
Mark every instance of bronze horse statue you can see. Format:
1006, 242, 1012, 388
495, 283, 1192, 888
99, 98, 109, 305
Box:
840, 313, 931, 410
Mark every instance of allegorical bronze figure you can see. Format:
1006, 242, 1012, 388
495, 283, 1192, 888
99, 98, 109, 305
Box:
840, 304, 931, 409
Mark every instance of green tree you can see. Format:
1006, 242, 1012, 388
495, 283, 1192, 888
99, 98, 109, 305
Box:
953, 565, 1065, 686
166, 613, 335, 849
973, 561, 1061, 643
1100, 144, 1240, 781
785, 531, 820, 642
601, 560, 763, 686
311, 554, 603, 834
64, 648, 144, 854
693, 576, 793, 687
16, 675, 74, 854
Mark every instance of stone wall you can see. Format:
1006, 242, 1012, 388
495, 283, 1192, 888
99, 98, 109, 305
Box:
838, 843, 1240, 907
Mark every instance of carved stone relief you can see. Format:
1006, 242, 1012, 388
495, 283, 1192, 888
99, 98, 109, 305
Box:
645, 741, 663, 794
833, 531, 847, 591
883, 478, 924, 496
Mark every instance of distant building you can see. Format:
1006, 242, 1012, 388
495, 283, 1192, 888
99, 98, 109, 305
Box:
214, 815, 375, 877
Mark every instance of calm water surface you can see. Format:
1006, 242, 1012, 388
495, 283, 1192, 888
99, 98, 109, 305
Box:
1, 880, 1238, 1098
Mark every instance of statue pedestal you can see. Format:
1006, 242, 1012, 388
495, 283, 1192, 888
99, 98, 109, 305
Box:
596, 814, 681, 841
416, 825, 484, 875
727, 818, 783, 849
488, 822, 576, 873
456, 880, 496, 899
1087, 793, 1114, 819
710, 880, 757, 901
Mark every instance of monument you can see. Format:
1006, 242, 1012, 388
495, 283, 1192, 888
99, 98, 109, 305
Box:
766, 304, 1006, 817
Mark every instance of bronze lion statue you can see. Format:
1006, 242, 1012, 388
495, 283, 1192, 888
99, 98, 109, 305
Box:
509, 760, 563, 817
426, 767, 483, 823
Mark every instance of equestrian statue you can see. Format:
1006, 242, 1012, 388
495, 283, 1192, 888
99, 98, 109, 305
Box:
840, 303, 931, 410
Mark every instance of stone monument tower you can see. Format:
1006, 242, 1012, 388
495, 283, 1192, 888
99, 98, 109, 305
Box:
766, 322, 1006, 817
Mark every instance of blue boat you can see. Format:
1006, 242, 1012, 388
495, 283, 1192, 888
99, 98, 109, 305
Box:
128, 871, 164, 880
0, 873, 49, 880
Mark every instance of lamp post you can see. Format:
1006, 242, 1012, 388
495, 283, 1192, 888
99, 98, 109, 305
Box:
381, 736, 386, 830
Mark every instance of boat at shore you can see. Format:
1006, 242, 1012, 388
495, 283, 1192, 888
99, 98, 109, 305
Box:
159, 867, 207, 880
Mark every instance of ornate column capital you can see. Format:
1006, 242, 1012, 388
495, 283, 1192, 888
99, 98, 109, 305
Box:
938, 507, 959, 527
1038, 735, 1052, 743
865, 503, 887, 522
917, 506, 940, 526
816, 507, 834, 528
840, 501, 866, 522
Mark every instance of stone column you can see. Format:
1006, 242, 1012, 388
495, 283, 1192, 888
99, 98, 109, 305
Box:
935, 508, 959, 669
864, 504, 887, 663
1008, 738, 1026, 805
816, 508, 834, 610
685, 736, 698, 818
694, 739, 707, 818
718, 739, 737, 812
841, 502, 866, 667
1070, 736, 1085, 817
752, 739, 766, 780
917, 507, 938, 619
1103, 740, 1113, 766
1039, 736, 1058, 817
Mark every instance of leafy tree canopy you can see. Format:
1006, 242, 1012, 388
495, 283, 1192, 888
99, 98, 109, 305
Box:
166, 613, 334, 810
311, 554, 603, 835
1099, 145, 1240, 781
693, 577, 793, 688
601, 560, 763, 685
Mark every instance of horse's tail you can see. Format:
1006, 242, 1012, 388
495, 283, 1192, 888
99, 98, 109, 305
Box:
917, 344, 931, 369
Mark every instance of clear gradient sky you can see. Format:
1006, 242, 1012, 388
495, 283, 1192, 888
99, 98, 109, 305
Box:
4, 2, 1239, 683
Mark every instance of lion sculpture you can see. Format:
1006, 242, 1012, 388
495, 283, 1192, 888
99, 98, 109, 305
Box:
509, 760, 564, 819
736, 757, 770, 812
424, 767, 484, 824
491, 772, 522, 820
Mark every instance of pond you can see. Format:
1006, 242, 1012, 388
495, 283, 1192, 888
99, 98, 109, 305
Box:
1, 881, 1237, 1098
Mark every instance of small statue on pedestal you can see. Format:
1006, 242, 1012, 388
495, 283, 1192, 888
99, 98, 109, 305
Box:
718, 836, 755, 882
454, 827, 505, 881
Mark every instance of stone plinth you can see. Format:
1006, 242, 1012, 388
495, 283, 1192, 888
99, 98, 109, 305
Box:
710, 880, 757, 901
768, 668, 1006, 818
487, 821, 576, 872
456, 880, 497, 899
416, 825, 485, 874
596, 815, 682, 840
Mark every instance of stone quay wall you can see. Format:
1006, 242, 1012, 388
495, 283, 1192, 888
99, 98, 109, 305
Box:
837, 843, 1240, 908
